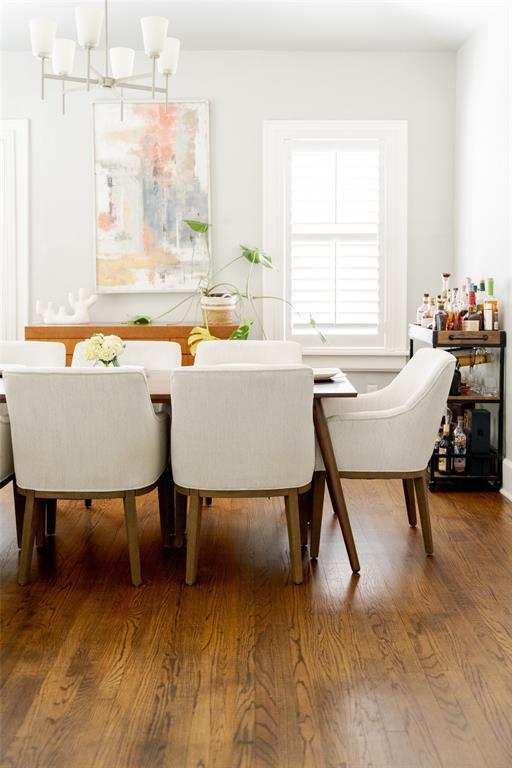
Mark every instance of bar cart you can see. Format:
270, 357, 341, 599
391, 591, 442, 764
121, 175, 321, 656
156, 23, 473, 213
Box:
408, 325, 506, 491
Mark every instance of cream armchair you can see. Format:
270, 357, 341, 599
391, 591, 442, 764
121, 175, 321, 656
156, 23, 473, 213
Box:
0, 341, 66, 368
194, 340, 302, 366
4, 368, 170, 586
171, 365, 315, 584
311, 348, 455, 559
0, 415, 25, 548
1, 341, 66, 538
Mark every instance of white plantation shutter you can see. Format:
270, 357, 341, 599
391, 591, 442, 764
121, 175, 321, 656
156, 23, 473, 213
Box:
288, 140, 383, 344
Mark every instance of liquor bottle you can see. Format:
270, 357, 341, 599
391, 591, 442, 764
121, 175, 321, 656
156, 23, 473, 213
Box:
416, 293, 430, 325
476, 279, 487, 311
462, 287, 483, 331
421, 296, 436, 328
452, 417, 467, 474
441, 272, 451, 300
451, 287, 461, 330
484, 278, 499, 331
435, 300, 447, 331
438, 423, 452, 474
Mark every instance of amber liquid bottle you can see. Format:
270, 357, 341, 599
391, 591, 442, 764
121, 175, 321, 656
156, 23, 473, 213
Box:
437, 424, 452, 475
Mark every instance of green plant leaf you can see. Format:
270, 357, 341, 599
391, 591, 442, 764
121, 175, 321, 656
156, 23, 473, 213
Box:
185, 219, 209, 233
309, 315, 326, 344
229, 320, 254, 340
240, 245, 273, 269
130, 315, 152, 325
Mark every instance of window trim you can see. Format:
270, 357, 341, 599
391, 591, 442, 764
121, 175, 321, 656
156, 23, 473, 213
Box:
262, 119, 408, 358
0, 119, 29, 340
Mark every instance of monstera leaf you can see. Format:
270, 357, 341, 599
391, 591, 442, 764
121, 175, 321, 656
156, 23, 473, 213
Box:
240, 245, 273, 269
185, 220, 209, 233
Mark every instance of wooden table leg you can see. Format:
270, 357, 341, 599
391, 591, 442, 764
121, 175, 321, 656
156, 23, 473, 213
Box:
313, 398, 360, 573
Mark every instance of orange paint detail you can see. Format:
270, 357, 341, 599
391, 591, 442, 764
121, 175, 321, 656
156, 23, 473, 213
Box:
98, 212, 115, 231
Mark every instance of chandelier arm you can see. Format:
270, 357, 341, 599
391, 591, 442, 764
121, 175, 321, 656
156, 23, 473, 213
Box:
44, 74, 101, 85
118, 82, 167, 94
90, 65, 105, 79
115, 73, 153, 83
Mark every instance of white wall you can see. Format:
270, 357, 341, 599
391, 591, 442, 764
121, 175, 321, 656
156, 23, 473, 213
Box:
1, 50, 455, 356
454, 8, 512, 495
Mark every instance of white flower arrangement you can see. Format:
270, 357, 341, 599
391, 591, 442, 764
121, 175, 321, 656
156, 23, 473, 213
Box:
83, 333, 125, 367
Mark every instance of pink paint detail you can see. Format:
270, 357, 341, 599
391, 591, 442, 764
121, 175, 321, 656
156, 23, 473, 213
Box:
98, 212, 115, 231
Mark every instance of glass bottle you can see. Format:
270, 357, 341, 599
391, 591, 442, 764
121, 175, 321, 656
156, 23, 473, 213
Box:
416, 293, 430, 325
452, 417, 467, 474
421, 296, 436, 328
450, 287, 461, 330
441, 272, 451, 300
476, 279, 486, 311
463, 287, 483, 331
437, 423, 452, 475
484, 278, 499, 331
435, 300, 447, 331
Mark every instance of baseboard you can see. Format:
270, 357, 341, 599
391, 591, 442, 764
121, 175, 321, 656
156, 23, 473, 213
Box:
501, 458, 512, 502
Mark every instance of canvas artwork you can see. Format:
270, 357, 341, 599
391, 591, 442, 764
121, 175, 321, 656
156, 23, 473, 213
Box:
93, 101, 210, 292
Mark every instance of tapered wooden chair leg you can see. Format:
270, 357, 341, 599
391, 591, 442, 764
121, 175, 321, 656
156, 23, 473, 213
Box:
35, 499, 46, 549
402, 478, 417, 527
285, 489, 303, 584
123, 491, 142, 586
174, 491, 187, 548
18, 491, 38, 585
298, 490, 310, 547
413, 475, 433, 555
186, 491, 202, 585
310, 471, 325, 559
46, 499, 57, 536
13, 483, 25, 549
157, 468, 173, 547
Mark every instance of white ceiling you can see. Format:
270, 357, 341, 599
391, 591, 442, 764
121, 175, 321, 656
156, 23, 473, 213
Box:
0, 0, 506, 52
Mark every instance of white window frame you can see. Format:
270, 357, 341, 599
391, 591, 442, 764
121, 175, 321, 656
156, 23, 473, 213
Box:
0, 119, 29, 340
262, 120, 408, 361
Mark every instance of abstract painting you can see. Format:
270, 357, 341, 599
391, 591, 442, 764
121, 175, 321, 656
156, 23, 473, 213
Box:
93, 100, 210, 292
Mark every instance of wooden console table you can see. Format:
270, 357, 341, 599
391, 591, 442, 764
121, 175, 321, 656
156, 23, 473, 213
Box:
25, 323, 238, 366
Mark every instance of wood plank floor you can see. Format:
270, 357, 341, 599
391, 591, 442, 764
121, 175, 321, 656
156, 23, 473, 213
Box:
1, 481, 512, 768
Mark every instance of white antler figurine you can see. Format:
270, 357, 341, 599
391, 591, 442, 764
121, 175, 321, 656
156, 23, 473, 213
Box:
36, 289, 98, 324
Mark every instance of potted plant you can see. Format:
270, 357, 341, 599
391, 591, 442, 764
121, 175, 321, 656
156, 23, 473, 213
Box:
129, 220, 325, 353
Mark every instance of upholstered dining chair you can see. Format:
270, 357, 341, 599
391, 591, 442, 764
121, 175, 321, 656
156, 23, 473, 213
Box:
72, 340, 182, 369
194, 339, 302, 366
171, 365, 315, 584
0, 341, 66, 369
0, 341, 66, 539
4, 367, 170, 586
310, 348, 455, 561
0, 414, 26, 549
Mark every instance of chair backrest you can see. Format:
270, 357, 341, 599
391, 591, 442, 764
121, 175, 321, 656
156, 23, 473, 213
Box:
0, 341, 66, 367
72, 340, 182, 369
194, 340, 302, 366
0, 415, 14, 485
171, 365, 314, 491
4, 368, 168, 493
377, 348, 455, 412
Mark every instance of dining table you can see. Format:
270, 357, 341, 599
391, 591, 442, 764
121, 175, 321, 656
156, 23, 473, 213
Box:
0, 369, 360, 572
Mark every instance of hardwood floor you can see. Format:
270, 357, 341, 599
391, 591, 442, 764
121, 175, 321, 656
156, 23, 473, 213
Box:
1, 481, 512, 768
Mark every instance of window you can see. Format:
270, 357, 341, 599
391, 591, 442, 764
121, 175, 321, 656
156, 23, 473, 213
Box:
262, 121, 407, 356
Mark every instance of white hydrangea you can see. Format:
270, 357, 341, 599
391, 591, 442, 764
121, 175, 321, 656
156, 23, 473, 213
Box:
83, 333, 125, 364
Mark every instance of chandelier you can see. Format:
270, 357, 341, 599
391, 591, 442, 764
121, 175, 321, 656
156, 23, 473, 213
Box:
29, 0, 180, 116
